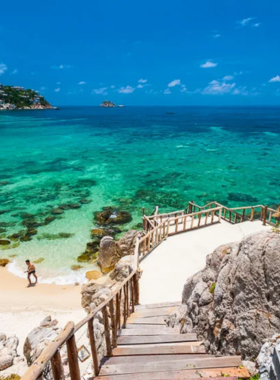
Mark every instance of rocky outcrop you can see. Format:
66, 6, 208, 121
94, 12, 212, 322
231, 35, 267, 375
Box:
0, 334, 20, 371
257, 334, 280, 379
167, 231, 280, 360
23, 316, 61, 366
98, 230, 138, 273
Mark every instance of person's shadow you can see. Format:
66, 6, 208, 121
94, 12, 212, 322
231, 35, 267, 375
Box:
27, 283, 36, 288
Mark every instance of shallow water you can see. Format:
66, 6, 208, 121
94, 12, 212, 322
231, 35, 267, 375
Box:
1, 106, 280, 283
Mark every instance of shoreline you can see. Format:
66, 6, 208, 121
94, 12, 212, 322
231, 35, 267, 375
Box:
0, 268, 86, 356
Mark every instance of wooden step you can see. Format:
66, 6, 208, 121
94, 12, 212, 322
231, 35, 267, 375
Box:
95, 373, 240, 380
135, 301, 181, 310
132, 307, 177, 318
118, 327, 180, 336
123, 324, 180, 331
112, 343, 206, 356
127, 316, 166, 325
98, 356, 245, 376
117, 334, 197, 345
102, 354, 211, 365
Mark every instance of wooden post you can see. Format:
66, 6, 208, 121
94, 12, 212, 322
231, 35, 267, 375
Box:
102, 306, 112, 356
211, 210, 215, 223
123, 284, 127, 328
263, 205, 268, 226
167, 220, 170, 236
175, 217, 178, 233
188, 201, 193, 214
66, 335, 80, 380
198, 213, 201, 227
218, 208, 222, 222
134, 273, 140, 305
242, 208, 245, 222
234, 214, 237, 224
126, 282, 130, 317
109, 299, 117, 348
51, 350, 65, 380
229, 211, 232, 223
205, 212, 208, 225
191, 215, 194, 229
116, 291, 121, 329
130, 279, 135, 313
250, 207, 254, 221
147, 233, 151, 252
88, 319, 99, 376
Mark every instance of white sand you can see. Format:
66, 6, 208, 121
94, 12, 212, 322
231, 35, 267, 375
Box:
139, 220, 271, 304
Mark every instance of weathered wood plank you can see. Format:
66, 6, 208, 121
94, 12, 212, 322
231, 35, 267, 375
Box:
112, 344, 205, 356
127, 316, 166, 325
132, 307, 177, 318
102, 354, 211, 365
117, 334, 197, 345
123, 323, 179, 330
95, 372, 242, 380
99, 356, 244, 376
118, 327, 180, 335
135, 301, 181, 310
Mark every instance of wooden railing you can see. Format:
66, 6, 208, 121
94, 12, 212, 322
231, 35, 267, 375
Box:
22, 241, 141, 380
145, 201, 278, 230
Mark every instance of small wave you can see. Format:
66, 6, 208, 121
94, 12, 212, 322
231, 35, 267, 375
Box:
210, 126, 224, 132
264, 131, 278, 137
7, 261, 88, 286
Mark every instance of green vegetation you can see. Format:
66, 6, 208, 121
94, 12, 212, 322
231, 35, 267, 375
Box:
0, 375, 21, 380
209, 282, 216, 294
0, 85, 51, 109
100, 100, 115, 107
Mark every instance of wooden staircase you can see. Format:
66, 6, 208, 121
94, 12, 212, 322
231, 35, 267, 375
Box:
95, 301, 250, 380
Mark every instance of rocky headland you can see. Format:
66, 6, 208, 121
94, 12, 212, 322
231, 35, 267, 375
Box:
100, 100, 115, 108
167, 231, 280, 368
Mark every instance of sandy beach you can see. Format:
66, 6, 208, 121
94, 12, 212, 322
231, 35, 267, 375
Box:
0, 267, 86, 356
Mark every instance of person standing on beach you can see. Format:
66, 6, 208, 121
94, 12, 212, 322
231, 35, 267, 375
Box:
25, 260, 38, 286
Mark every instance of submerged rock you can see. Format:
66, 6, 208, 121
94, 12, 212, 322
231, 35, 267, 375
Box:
51, 208, 64, 215
0, 258, 10, 267
86, 270, 102, 280
79, 199, 91, 204
22, 219, 41, 228
44, 216, 56, 225
227, 192, 258, 203
167, 231, 280, 360
94, 207, 132, 226
71, 265, 83, 271
91, 228, 108, 239
37, 232, 74, 240
33, 258, 44, 264
0, 240, 10, 246
20, 235, 32, 242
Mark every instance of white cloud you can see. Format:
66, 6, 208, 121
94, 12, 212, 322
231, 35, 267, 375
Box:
232, 86, 248, 96
233, 71, 244, 76
111, 85, 115, 88
253, 22, 261, 27
0, 63, 8, 75
269, 75, 280, 83
51, 64, 72, 69
137, 84, 144, 88
238, 17, 254, 26
213, 34, 221, 38
57, 82, 61, 85
163, 88, 171, 94
138, 79, 147, 83
168, 79, 181, 87
200, 61, 217, 68
78, 81, 86, 85
92, 87, 108, 95
11, 69, 18, 75
181, 86, 187, 93
223, 75, 234, 81
118, 85, 135, 94
202, 80, 236, 95
54, 87, 60, 92
40, 86, 46, 91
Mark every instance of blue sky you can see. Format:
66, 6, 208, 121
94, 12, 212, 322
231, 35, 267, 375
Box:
0, 0, 280, 105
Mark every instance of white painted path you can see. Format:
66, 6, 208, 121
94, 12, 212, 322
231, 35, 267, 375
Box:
139, 220, 271, 305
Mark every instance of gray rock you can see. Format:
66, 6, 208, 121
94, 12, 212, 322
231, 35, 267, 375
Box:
23, 316, 61, 366
167, 231, 280, 360
98, 230, 138, 273
110, 255, 134, 282
0, 355, 13, 370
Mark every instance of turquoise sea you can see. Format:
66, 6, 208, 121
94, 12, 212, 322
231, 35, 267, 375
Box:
0, 106, 280, 284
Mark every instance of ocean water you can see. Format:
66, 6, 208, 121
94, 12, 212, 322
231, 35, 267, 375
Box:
1, 106, 280, 284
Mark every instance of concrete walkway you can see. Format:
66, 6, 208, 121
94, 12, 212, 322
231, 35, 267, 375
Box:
139, 220, 271, 305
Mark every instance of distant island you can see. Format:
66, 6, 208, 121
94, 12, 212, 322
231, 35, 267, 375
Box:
100, 100, 115, 108
0, 84, 55, 110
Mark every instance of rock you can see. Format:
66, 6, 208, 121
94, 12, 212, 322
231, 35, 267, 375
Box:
22, 219, 41, 228
26, 228, 37, 236
77, 241, 99, 262
0, 355, 13, 370
58, 204, 71, 210
71, 265, 83, 271
8, 232, 25, 240
23, 316, 61, 366
257, 333, 280, 378
167, 231, 280, 360
33, 258, 44, 264
81, 283, 108, 310
20, 235, 32, 242
110, 255, 134, 282
86, 270, 103, 280
94, 207, 132, 226
91, 228, 107, 239
242, 360, 257, 376
0, 335, 19, 358
0, 259, 10, 267
79, 199, 91, 204
68, 203, 81, 209
0, 228, 7, 233
0, 333, 6, 342
0, 240, 10, 246
44, 215, 56, 225
51, 208, 64, 215
98, 230, 138, 273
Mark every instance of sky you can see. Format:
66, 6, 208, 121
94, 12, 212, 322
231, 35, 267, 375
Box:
0, 0, 280, 106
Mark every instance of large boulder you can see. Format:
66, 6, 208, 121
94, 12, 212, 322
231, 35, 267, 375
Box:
94, 207, 132, 226
98, 230, 138, 273
23, 316, 61, 366
0, 355, 13, 370
167, 231, 280, 360
0, 333, 20, 371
